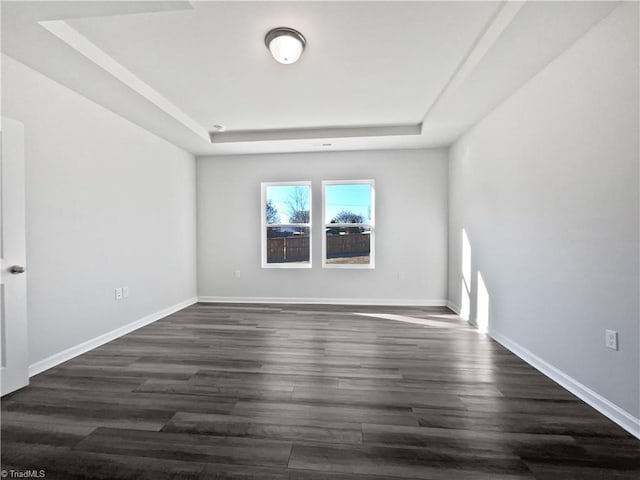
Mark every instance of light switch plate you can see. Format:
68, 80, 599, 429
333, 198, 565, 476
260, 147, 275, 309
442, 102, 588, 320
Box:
605, 329, 618, 350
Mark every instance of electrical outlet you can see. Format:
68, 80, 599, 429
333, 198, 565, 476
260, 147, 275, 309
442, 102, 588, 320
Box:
605, 329, 618, 350
397, 271, 405, 281
115, 287, 123, 300
123, 286, 129, 298
234, 270, 241, 279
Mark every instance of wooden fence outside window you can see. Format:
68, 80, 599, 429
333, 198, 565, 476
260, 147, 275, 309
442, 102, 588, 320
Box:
266, 233, 371, 263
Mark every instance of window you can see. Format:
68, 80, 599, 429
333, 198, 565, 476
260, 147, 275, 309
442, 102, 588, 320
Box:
322, 180, 375, 268
261, 182, 311, 268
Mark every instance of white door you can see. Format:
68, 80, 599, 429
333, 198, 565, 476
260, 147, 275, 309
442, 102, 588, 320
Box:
0, 117, 29, 395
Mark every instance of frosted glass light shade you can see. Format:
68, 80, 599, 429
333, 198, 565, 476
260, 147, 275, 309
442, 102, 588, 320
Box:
265, 27, 306, 65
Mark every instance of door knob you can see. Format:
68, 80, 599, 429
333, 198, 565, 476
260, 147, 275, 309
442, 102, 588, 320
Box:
8, 265, 25, 274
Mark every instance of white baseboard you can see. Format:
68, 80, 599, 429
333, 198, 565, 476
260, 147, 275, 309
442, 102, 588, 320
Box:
28, 297, 198, 377
446, 301, 461, 315
490, 330, 640, 440
198, 296, 449, 307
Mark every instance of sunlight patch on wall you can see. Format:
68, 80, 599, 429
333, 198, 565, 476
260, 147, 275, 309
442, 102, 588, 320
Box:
477, 271, 490, 334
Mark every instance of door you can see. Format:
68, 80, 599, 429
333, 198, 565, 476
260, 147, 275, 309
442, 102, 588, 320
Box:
0, 117, 29, 395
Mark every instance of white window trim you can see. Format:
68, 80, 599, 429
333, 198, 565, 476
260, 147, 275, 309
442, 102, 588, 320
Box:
322, 179, 375, 269
261, 181, 312, 268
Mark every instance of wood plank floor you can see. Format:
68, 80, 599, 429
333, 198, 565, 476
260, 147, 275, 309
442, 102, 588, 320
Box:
2, 303, 638, 479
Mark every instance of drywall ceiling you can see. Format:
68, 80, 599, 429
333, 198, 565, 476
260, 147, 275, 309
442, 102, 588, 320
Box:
1, 1, 618, 156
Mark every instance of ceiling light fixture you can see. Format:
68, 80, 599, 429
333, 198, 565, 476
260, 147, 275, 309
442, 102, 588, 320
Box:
265, 27, 306, 65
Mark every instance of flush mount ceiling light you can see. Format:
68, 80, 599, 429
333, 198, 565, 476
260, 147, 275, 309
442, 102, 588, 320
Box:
265, 27, 306, 64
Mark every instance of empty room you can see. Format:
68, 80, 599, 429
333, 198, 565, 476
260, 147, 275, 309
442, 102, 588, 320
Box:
1, 1, 638, 479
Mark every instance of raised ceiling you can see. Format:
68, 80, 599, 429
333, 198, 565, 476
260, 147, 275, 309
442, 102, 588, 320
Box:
2, 1, 619, 156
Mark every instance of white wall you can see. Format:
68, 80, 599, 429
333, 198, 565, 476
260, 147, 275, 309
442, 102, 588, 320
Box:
2, 55, 198, 367
448, 2, 639, 429
197, 149, 448, 304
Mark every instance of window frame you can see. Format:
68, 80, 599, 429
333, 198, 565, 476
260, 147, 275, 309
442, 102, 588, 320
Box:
322, 179, 375, 269
261, 181, 312, 269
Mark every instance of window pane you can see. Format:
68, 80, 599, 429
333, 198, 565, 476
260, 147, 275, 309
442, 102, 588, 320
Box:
323, 181, 374, 268
266, 226, 310, 264
325, 227, 371, 265
325, 184, 372, 224
265, 185, 310, 224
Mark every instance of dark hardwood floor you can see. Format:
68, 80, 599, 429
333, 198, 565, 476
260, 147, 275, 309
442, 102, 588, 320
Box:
2, 303, 638, 479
